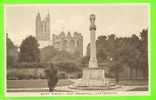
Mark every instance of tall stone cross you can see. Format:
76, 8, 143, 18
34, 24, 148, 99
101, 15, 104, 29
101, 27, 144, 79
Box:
89, 14, 98, 68
80, 14, 106, 87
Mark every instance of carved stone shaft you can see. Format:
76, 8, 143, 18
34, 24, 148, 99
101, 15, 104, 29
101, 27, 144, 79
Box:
89, 14, 98, 68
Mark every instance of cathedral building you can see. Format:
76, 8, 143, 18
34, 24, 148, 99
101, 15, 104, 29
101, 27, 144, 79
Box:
53, 32, 83, 56
35, 12, 83, 56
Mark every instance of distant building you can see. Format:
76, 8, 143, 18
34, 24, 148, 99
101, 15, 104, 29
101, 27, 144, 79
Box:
53, 32, 83, 56
35, 12, 50, 41
35, 12, 83, 56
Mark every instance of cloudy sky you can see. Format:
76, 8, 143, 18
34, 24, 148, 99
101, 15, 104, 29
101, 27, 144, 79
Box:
5, 4, 150, 55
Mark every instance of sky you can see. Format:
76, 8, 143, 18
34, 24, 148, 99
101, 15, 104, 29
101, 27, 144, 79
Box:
5, 4, 150, 55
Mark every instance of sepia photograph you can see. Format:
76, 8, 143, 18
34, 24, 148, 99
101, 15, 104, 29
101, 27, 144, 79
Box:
5, 4, 150, 96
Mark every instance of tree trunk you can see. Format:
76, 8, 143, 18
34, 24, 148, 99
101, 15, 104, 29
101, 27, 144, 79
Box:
130, 67, 133, 79
115, 71, 119, 83
135, 67, 138, 79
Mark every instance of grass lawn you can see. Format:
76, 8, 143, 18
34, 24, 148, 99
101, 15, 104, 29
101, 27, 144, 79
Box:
128, 87, 148, 91
7, 79, 73, 88
119, 79, 148, 86
7, 79, 149, 92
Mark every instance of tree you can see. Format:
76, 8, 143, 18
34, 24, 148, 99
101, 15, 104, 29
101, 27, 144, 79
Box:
81, 56, 90, 67
19, 36, 40, 63
41, 45, 81, 66
139, 29, 148, 79
40, 46, 58, 62
96, 35, 108, 62
110, 60, 123, 83
7, 34, 18, 67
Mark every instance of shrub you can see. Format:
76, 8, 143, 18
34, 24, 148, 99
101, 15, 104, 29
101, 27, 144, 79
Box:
68, 72, 82, 79
55, 62, 82, 73
7, 72, 19, 80
57, 71, 68, 79
7, 67, 46, 80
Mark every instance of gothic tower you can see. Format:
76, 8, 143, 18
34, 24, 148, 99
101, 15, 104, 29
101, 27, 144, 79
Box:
36, 11, 41, 40
35, 12, 50, 41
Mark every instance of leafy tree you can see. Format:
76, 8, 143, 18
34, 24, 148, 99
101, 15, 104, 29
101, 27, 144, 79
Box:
41, 45, 81, 65
110, 60, 123, 83
19, 36, 40, 63
40, 46, 59, 62
56, 62, 81, 73
7, 34, 18, 67
81, 56, 90, 67
96, 35, 108, 62
139, 29, 148, 78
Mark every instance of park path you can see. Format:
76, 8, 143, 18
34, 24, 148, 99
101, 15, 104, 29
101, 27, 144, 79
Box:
7, 79, 149, 95
7, 85, 149, 96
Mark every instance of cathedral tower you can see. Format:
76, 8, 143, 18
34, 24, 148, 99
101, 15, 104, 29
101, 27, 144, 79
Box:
35, 12, 50, 41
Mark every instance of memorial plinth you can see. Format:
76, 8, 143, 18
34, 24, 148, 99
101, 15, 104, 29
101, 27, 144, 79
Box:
80, 68, 106, 87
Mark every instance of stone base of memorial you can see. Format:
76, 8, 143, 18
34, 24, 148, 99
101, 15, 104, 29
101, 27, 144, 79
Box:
69, 68, 120, 90
80, 68, 106, 87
